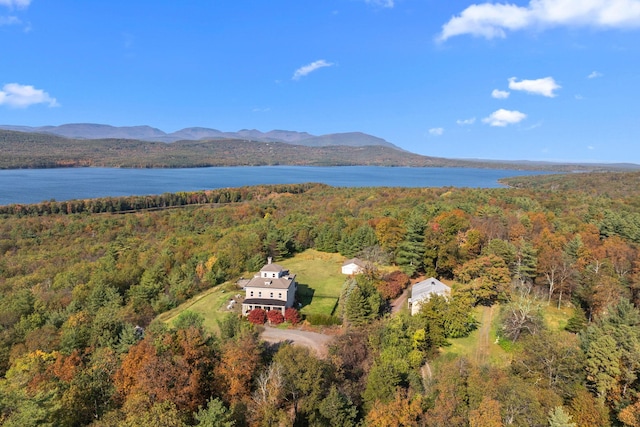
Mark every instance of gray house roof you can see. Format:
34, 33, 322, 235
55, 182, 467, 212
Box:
261, 263, 286, 273
245, 275, 296, 290
411, 277, 451, 302
342, 258, 366, 267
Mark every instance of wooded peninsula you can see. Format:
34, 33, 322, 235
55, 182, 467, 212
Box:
1, 171, 639, 426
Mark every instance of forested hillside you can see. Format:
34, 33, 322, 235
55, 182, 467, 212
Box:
0, 172, 639, 426
0, 129, 462, 169
1, 129, 635, 171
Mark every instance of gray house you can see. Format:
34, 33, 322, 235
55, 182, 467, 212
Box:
408, 277, 451, 315
242, 258, 297, 316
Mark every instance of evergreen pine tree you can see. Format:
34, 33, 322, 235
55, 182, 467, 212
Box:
396, 213, 425, 276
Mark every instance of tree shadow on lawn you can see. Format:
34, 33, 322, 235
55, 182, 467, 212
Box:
296, 283, 340, 315
296, 283, 315, 309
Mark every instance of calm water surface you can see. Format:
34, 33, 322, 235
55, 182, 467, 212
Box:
0, 166, 546, 205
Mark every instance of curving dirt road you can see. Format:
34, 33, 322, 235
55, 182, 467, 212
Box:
260, 325, 334, 358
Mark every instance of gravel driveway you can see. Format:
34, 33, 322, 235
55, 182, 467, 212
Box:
260, 325, 334, 358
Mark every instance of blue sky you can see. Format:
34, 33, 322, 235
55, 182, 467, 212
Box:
1, 0, 639, 163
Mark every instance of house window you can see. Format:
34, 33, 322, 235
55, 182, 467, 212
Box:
272, 273, 276, 278
250, 291, 254, 297
270, 292, 273, 298
258, 292, 262, 297
278, 293, 282, 298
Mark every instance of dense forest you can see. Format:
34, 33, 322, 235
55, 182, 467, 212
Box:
0, 171, 640, 426
2, 129, 636, 171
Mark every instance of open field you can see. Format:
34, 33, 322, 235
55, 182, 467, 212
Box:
157, 249, 347, 330
442, 302, 575, 368
277, 249, 346, 317
157, 282, 241, 334
443, 305, 511, 367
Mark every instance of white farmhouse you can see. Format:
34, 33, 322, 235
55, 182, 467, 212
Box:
408, 277, 451, 316
242, 258, 297, 316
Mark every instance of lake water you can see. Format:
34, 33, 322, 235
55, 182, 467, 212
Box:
0, 166, 546, 206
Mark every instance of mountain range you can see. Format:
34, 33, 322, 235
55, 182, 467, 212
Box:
0, 123, 400, 149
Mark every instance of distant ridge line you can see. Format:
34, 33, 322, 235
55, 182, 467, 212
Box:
0, 123, 401, 149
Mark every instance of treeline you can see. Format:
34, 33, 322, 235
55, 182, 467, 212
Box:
502, 171, 640, 199
0, 173, 640, 425
0, 183, 321, 216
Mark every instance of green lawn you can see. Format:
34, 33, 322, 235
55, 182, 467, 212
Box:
157, 282, 240, 334
157, 249, 347, 330
277, 249, 346, 316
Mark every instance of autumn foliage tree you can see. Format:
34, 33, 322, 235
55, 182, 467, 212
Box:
114, 325, 216, 414
377, 270, 410, 300
216, 332, 261, 405
366, 388, 424, 427
456, 254, 511, 305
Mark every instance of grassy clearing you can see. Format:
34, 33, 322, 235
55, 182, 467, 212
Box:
442, 305, 511, 368
442, 302, 575, 368
543, 304, 573, 331
278, 250, 346, 316
157, 249, 347, 331
157, 282, 240, 334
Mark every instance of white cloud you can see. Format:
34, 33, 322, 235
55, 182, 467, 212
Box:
438, 0, 640, 41
0, 0, 30, 8
588, 145, 595, 150
365, 0, 394, 8
491, 89, 510, 99
0, 15, 19, 25
429, 127, 444, 136
588, 71, 603, 79
0, 83, 59, 108
508, 76, 560, 97
456, 117, 476, 125
482, 109, 526, 127
292, 60, 334, 80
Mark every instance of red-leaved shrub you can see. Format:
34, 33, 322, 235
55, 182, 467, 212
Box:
378, 270, 410, 300
284, 307, 301, 325
247, 308, 267, 325
267, 309, 284, 325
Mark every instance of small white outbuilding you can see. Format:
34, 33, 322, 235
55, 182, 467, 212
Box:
341, 258, 366, 275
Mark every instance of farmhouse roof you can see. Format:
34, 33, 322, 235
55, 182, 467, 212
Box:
343, 258, 366, 267
411, 277, 450, 300
245, 275, 296, 290
261, 263, 286, 273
